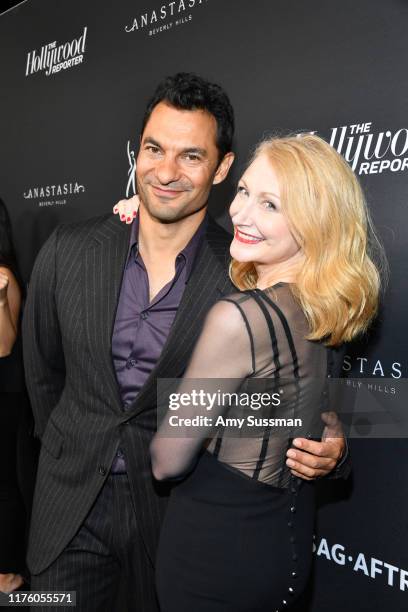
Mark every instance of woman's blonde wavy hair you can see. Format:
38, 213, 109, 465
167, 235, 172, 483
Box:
229, 134, 385, 346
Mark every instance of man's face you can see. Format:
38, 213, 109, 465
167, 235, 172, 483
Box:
136, 101, 232, 223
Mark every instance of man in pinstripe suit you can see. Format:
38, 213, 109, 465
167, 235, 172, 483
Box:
23, 73, 348, 611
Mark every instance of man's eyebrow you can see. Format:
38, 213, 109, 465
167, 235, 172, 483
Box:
181, 147, 207, 157
142, 137, 207, 157
142, 137, 162, 148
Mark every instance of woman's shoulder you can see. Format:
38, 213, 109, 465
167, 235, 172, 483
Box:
217, 288, 254, 306
218, 284, 310, 346
205, 291, 251, 334
219, 283, 298, 317
208, 289, 279, 340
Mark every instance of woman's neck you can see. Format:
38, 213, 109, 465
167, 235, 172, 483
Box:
254, 252, 303, 289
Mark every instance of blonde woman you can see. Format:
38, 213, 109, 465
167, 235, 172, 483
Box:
119, 134, 381, 610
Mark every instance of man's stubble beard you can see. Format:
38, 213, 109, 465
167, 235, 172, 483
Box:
136, 178, 209, 225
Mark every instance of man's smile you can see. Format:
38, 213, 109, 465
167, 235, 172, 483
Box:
150, 184, 186, 199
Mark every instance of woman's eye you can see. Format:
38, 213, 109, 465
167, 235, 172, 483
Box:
237, 186, 248, 196
264, 201, 277, 210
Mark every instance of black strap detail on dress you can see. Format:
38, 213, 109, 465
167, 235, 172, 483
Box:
254, 289, 302, 487
247, 290, 282, 480
253, 426, 272, 481
255, 289, 300, 379
212, 430, 223, 458
249, 290, 281, 374
220, 298, 256, 376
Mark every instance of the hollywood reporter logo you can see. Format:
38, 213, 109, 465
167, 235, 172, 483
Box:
329, 122, 408, 175
25, 27, 88, 77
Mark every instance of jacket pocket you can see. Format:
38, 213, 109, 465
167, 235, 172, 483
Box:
41, 419, 64, 459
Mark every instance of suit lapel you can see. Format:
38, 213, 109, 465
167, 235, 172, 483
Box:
131, 220, 234, 415
83, 216, 132, 411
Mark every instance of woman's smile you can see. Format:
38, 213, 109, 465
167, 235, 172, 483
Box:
234, 228, 264, 244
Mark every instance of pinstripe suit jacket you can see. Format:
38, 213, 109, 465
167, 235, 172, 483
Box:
22, 213, 235, 574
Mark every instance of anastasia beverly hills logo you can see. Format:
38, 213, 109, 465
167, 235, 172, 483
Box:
125, 0, 208, 37
25, 27, 88, 77
342, 354, 402, 397
23, 182, 85, 208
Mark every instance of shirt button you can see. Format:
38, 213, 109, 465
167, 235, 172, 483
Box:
141, 312, 148, 320
98, 465, 107, 476
126, 358, 137, 369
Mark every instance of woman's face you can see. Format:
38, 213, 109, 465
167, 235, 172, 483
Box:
229, 153, 301, 266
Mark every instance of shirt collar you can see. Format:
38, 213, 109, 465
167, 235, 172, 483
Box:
127, 213, 139, 261
127, 211, 208, 281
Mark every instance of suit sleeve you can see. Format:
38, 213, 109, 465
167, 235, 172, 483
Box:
22, 227, 66, 439
325, 439, 351, 479
325, 344, 351, 480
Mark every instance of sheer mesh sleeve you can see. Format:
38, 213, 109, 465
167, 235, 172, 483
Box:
150, 284, 330, 488
150, 298, 254, 480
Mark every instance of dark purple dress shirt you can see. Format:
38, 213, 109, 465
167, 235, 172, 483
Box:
110, 213, 207, 473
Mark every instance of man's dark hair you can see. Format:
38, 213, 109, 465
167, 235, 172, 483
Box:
141, 72, 234, 161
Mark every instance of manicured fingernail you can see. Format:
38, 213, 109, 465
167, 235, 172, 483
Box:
133, 210, 137, 217
127, 217, 131, 222
121, 215, 125, 220
113, 207, 118, 213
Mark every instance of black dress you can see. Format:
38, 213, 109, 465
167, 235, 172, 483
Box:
154, 283, 335, 611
